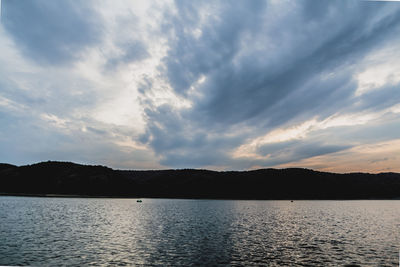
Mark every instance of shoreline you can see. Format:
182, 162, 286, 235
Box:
1, 192, 400, 201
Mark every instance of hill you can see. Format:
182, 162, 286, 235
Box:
1, 161, 400, 199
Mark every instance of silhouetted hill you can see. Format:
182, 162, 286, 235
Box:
1, 161, 400, 199
0, 163, 17, 171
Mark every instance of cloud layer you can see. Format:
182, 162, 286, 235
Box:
1, 0, 400, 172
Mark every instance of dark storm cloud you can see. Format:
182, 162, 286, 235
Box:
140, 0, 400, 169
2, 0, 101, 65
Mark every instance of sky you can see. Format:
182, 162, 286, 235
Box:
0, 0, 400, 173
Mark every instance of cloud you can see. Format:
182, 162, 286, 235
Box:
0, 1, 154, 169
104, 41, 149, 70
256, 140, 352, 165
2, 0, 102, 65
188, 1, 400, 128
138, 0, 400, 169
0, 107, 160, 169
277, 139, 400, 174
100, 11, 151, 71
1, 0, 400, 172
161, 0, 268, 97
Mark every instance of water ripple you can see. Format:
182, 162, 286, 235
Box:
0, 197, 399, 266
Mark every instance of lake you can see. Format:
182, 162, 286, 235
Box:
0, 197, 399, 266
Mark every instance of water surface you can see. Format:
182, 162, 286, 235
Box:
0, 197, 399, 266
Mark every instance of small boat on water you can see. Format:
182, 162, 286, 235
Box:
137, 200, 142, 203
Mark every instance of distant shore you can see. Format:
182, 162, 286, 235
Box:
1, 161, 400, 200
2, 193, 400, 201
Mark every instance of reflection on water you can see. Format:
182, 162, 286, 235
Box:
0, 197, 399, 266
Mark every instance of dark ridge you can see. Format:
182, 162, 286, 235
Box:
1, 161, 400, 199
0, 163, 17, 171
